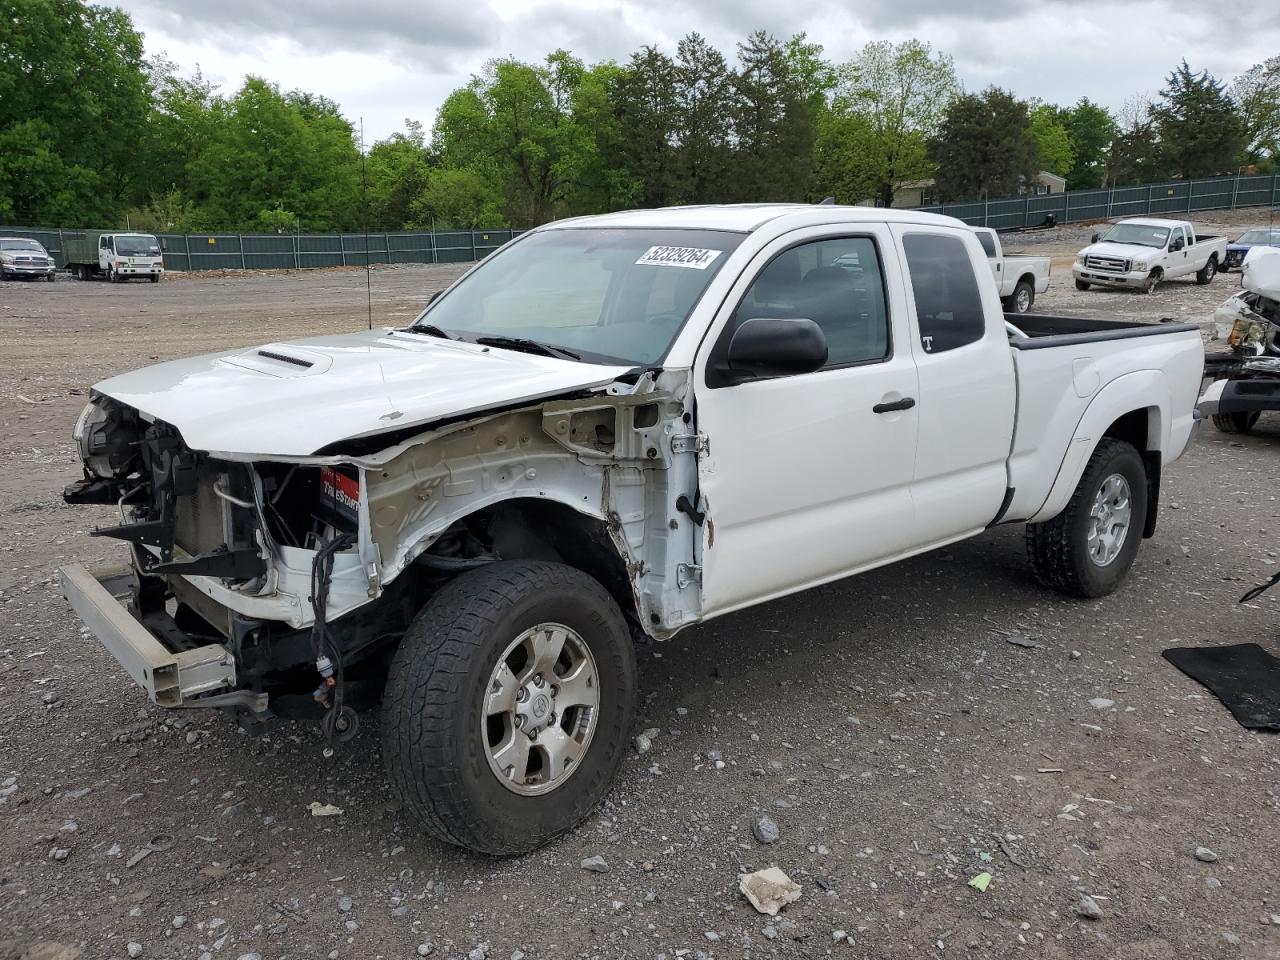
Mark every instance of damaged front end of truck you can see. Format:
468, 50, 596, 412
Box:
1200, 253, 1280, 432
61, 366, 704, 733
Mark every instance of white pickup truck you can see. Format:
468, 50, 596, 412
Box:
60, 204, 1204, 854
1073, 218, 1228, 293
973, 226, 1051, 314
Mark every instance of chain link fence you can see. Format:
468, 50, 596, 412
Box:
913, 173, 1280, 230
0, 226, 525, 271
4, 172, 1278, 271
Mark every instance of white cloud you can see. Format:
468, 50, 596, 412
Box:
115, 0, 1280, 143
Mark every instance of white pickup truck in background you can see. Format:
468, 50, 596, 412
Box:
1073, 218, 1228, 293
973, 226, 1052, 314
60, 204, 1205, 854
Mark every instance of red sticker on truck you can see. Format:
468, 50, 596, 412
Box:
319, 467, 360, 528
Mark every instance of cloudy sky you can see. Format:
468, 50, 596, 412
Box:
116, 0, 1280, 144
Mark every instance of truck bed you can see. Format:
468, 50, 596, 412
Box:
1007, 313, 1199, 349
1001, 313, 1204, 525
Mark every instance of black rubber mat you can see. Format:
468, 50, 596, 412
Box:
1162, 643, 1280, 731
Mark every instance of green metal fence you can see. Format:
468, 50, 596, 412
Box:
0, 226, 524, 271
914, 173, 1280, 230
4, 173, 1278, 270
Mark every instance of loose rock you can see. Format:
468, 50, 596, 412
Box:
126, 944, 143, 959
1076, 896, 1104, 920
580, 855, 609, 873
1195, 846, 1218, 863
752, 815, 780, 844
1088, 698, 1115, 710
416, 943, 434, 957
338, 895, 353, 912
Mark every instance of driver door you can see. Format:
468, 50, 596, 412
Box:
1167, 227, 1189, 277
693, 226, 920, 616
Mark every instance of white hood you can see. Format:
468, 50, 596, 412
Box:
93, 329, 632, 457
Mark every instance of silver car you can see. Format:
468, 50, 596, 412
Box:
0, 237, 57, 281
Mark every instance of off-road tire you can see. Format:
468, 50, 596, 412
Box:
1143, 269, 1162, 294
46, 272, 55, 282
1212, 411, 1260, 434
382, 560, 637, 855
149, 274, 159, 283
1026, 438, 1148, 598
1195, 256, 1217, 285
1074, 279, 1090, 291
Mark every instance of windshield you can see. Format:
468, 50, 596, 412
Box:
116, 235, 161, 256
411, 228, 744, 365
1099, 224, 1170, 248
0, 239, 45, 252
1238, 229, 1280, 244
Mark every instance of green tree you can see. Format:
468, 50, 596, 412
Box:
1107, 96, 1163, 185
408, 168, 506, 229
930, 87, 1038, 200
611, 46, 680, 208
1061, 98, 1116, 189
729, 31, 815, 202
1231, 56, 1280, 166
365, 122, 432, 230
670, 33, 735, 203
820, 40, 957, 207
1152, 61, 1243, 178
1028, 102, 1075, 178
432, 52, 594, 224
0, 0, 150, 224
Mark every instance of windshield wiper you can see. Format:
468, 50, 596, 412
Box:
474, 335, 581, 361
405, 323, 455, 340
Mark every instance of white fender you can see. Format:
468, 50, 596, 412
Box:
1029, 370, 1169, 524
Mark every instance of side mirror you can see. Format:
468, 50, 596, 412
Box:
427, 290, 443, 304
1170, 238, 1184, 252
1091, 232, 1101, 244
726, 318, 827, 380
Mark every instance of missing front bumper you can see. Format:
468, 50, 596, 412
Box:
60, 563, 248, 708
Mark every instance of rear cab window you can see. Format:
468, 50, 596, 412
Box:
901, 233, 986, 354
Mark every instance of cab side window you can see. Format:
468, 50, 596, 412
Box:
902, 233, 985, 354
976, 231, 997, 258
729, 236, 890, 369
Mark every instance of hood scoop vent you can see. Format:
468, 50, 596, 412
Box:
257, 349, 314, 369
219, 343, 333, 379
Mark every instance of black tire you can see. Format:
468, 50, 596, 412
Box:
1212, 411, 1260, 434
46, 272, 55, 282
1195, 256, 1217, 285
1074, 279, 1090, 291
1009, 279, 1034, 314
382, 560, 637, 855
1026, 437, 1148, 598
149, 274, 159, 283
1143, 269, 1162, 294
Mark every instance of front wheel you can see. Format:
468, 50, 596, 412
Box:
1143, 269, 1162, 294
1196, 257, 1217, 285
1212, 411, 1260, 434
1026, 438, 1148, 598
382, 560, 637, 855
1074, 279, 1090, 291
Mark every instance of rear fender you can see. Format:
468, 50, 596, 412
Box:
1029, 371, 1169, 525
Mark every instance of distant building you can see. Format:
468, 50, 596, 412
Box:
858, 171, 1066, 208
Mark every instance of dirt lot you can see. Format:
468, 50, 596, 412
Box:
2, 211, 1279, 960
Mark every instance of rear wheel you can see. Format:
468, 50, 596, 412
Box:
382, 560, 637, 855
1212, 411, 1260, 434
1009, 280, 1035, 314
1196, 256, 1217, 285
1074, 279, 1090, 291
1026, 438, 1148, 598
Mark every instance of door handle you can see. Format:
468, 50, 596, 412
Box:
873, 397, 916, 414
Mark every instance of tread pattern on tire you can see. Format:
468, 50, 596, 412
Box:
382, 560, 633, 854
1025, 437, 1145, 598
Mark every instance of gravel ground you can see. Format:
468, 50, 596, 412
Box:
2, 214, 1280, 960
